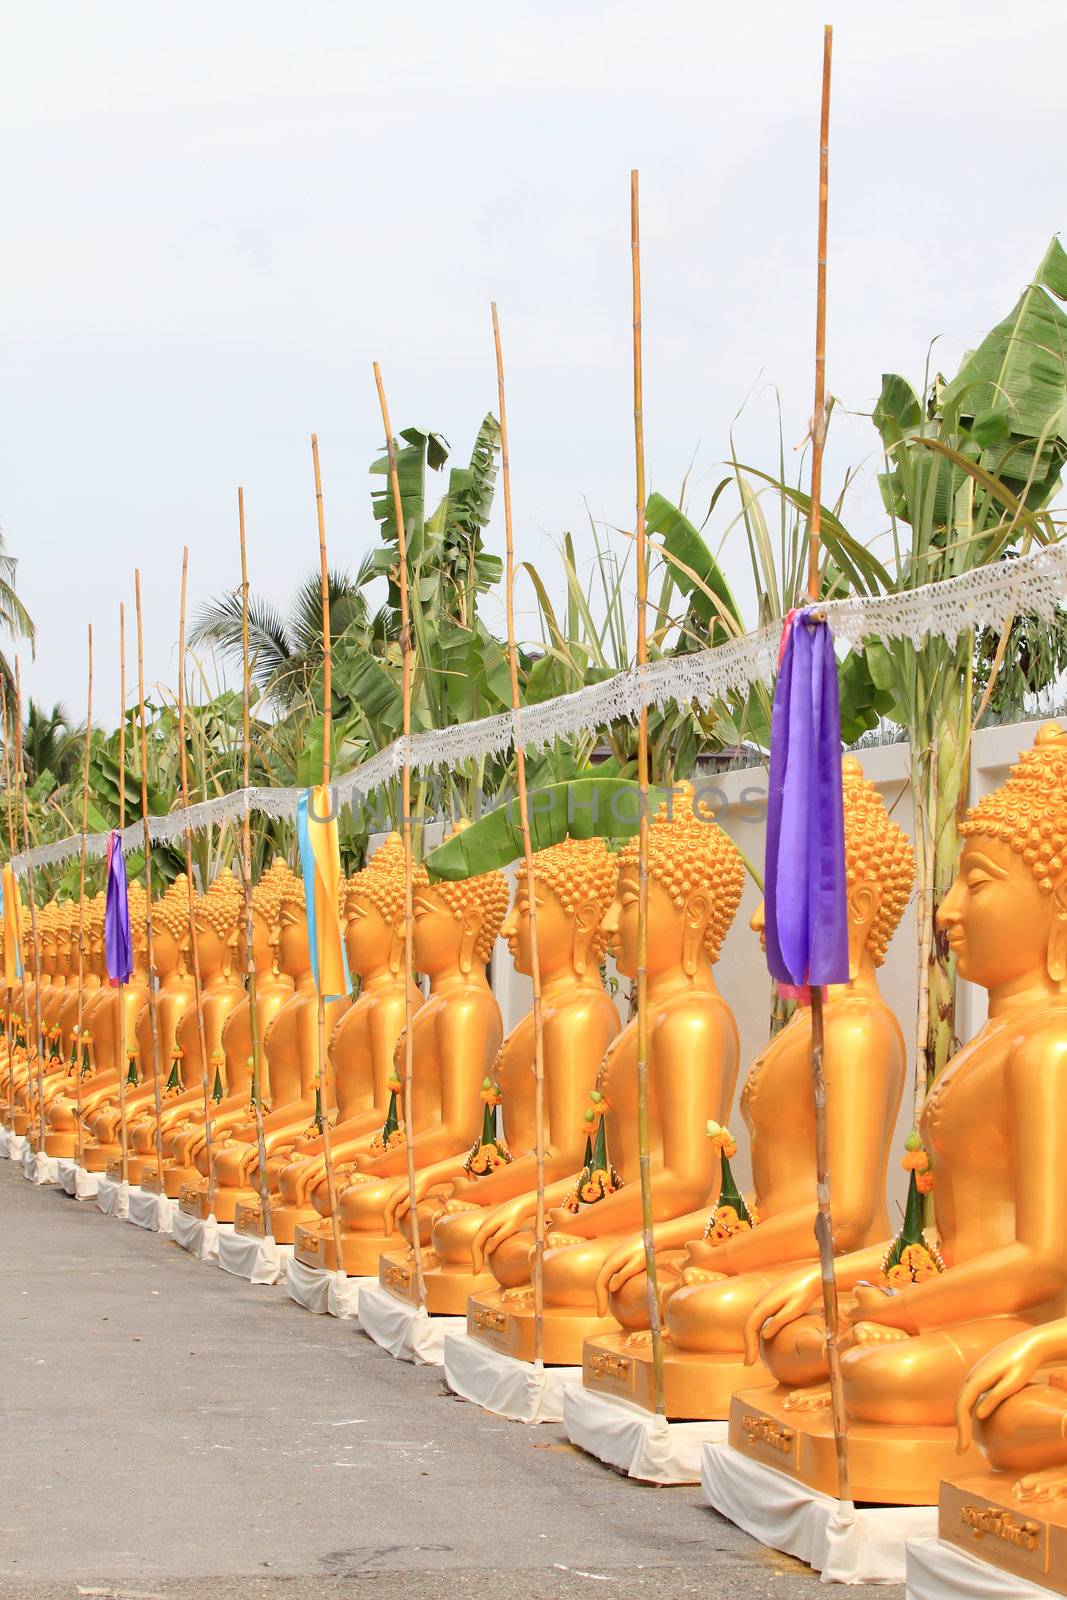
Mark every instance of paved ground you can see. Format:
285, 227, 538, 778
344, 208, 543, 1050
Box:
0, 1161, 903, 1600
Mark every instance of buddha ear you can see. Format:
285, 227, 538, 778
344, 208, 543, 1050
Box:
1048, 878, 1067, 984
571, 896, 600, 975
458, 906, 482, 974
682, 889, 712, 976
847, 881, 881, 979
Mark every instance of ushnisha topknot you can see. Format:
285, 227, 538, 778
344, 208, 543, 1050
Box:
151, 873, 195, 943
960, 721, 1067, 895
251, 857, 293, 927
412, 823, 510, 966
195, 873, 244, 940
273, 860, 305, 913
841, 757, 915, 967
126, 880, 149, 944
528, 836, 619, 965
615, 783, 744, 963
346, 833, 407, 926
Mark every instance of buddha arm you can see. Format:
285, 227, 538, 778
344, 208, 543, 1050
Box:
886, 1031, 1067, 1334
714, 1010, 901, 1275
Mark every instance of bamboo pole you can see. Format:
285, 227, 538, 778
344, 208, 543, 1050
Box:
310, 435, 346, 1274
13, 662, 46, 1153
134, 572, 165, 1189
237, 488, 273, 1239
373, 363, 425, 1307
73, 627, 93, 1166
176, 549, 215, 1208
1, 678, 17, 1125
630, 169, 666, 1416
491, 303, 548, 1362
804, 23, 850, 1506
117, 605, 130, 1184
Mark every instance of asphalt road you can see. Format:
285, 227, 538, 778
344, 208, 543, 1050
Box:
0, 1160, 902, 1600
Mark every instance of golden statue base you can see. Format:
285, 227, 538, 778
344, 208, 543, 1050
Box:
178, 1182, 212, 1219
939, 1473, 1067, 1594
237, 1198, 317, 1245
728, 1389, 981, 1506
466, 1287, 617, 1366
379, 1248, 493, 1316
12, 1111, 32, 1136
234, 1199, 268, 1237
105, 1152, 153, 1186
43, 1131, 77, 1159
81, 1142, 115, 1173
581, 1330, 773, 1419
293, 1222, 396, 1276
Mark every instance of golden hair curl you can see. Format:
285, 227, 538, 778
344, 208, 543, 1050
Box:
126, 880, 149, 944
347, 833, 406, 925
151, 874, 194, 942
251, 858, 293, 927
961, 721, 1067, 894
529, 836, 619, 964
195, 873, 243, 941
841, 757, 915, 967
615, 785, 744, 962
274, 860, 305, 914
413, 827, 509, 966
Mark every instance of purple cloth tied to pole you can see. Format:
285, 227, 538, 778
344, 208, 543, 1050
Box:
764, 606, 849, 995
104, 829, 133, 987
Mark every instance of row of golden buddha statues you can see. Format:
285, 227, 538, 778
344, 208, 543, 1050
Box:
5, 726, 1067, 1544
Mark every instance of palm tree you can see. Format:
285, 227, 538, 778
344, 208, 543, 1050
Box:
0, 527, 36, 706
189, 559, 379, 710
22, 700, 83, 785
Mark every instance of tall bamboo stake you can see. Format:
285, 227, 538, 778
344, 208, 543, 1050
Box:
373, 363, 425, 1307
176, 549, 215, 1207
237, 488, 273, 1238
491, 303, 548, 1361
805, 24, 850, 1506
14, 662, 46, 1152
629, 171, 666, 1416
310, 435, 346, 1273
134, 572, 165, 1188
73, 627, 93, 1165
116, 604, 130, 1184
1, 678, 17, 1125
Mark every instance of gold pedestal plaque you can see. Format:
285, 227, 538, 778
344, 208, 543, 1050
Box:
940, 1474, 1065, 1593
466, 1287, 615, 1366
728, 1390, 981, 1505
582, 1330, 773, 1419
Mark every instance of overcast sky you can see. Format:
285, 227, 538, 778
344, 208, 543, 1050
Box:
4, 0, 1065, 726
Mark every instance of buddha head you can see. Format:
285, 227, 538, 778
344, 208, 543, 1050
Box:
150, 875, 192, 980
750, 757, 914, 979
502, 836, 619, 981
242, 859, 291, 975
345, 834, 406, 978
126, 881, 149, 974
412, 827, 510, 980
275, 867, 310, 980
603, 788, 744, 980
938, 721, 1067, 991
54, 901, 77, 979
191, 873, 243, 979
37, 901, 59, 977
85, 893, 106, 978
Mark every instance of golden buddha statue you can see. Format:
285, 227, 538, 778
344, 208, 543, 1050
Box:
1, 907, 35, 1128
293, 843, 508, 1275
379, 835, 623, 1314
134, 874, 246, 1191
581, 759, 913, 1415
41, 898, 108, 1156
466, 792, 744, 1365
740, 722, 1067, 1504
55, 896, 104, 1065
166, 861, 294, 1196
238, 838, 419, 1243
84, 876, 195, 1177
186, 865, 350, 1223
24, 902, 78, 1130
77, 882, 157, 1171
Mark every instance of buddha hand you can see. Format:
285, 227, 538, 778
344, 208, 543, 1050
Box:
743, 1265, 822, 1365
470, 1196, 534, 1273
680, 1266, 728, 1287
595, 1239, 647, 1316
955, 1333, 1054, 1454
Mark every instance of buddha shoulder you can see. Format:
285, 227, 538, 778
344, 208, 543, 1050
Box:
650, 988, 736, 1053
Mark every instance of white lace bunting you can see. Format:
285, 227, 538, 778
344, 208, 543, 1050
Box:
15, 540, 1067, 873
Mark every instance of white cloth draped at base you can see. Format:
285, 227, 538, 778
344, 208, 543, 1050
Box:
21, 1148, 58, 1185
216, 1229, 291, 1286
127, 1188, 177, 1235
96, 1175, 129, 1219
357, 1282, 463, 1364
284, 1259, 371, 1317
443, 1331, 580, 1424
171, 1208, 225, 1261
700, 1444, 936, 1585
563, 1384, 727, 1481
905, 1536, 1058, 1599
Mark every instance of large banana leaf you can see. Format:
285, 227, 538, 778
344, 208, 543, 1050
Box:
644, 492, 743, 644
425, 778, 671, 880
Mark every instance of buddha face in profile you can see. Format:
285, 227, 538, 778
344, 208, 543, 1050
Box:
411, 857, 509, 980
938, 723, 1067, 993
236, 907, 273, 975
344, 835, 407, 979
191, 880, 242, 980
275, 898, 310, 980
601, 795, 744, 981
502, 837, 618, 980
